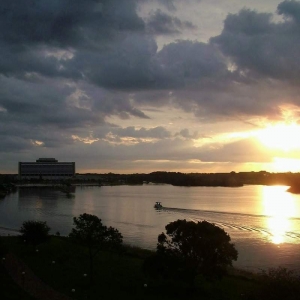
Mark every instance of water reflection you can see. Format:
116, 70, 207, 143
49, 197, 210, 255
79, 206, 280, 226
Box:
262, 186, 296, 244
18, 187, 76, 217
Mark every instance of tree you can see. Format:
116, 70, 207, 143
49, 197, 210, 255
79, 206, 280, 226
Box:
20, 220, 50, 247
69, 213, 123, 283
145, 219, 238, 285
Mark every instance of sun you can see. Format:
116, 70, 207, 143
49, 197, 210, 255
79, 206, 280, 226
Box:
256, 123, 300, 151
271, 157, 300, 172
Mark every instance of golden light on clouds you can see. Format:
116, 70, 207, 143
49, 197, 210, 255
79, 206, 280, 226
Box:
72, 135, 99, 144
271, 157, 300, 173
31, 140, 44, 146
256, 123, 300, 151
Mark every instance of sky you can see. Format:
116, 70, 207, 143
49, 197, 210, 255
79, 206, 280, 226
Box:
2, 0, 300, 174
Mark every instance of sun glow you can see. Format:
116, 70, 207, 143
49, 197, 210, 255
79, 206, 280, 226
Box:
262, 186, 296, 244
271, 157, 300, 172
256, 123, 300, 151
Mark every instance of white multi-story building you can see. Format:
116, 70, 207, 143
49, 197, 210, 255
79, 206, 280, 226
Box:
18, 158, 75, 180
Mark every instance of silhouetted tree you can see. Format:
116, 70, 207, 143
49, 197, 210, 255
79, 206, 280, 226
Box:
20, 220, 50, 247
145, 220, 238, 286
69, 213, 123, 283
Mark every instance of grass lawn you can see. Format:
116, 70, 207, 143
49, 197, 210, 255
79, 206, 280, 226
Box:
0, 262, 35, 300
1, 236, 262, 300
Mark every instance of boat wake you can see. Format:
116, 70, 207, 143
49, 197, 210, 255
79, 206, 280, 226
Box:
160, 207, 300, 242
162, 207, 300, 220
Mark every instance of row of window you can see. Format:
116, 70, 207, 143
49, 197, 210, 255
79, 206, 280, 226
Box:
21, 174, 73, 176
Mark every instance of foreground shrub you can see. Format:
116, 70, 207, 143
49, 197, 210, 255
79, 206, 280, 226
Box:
144, 220, 238, 286
258, 267, 300, 300
20, 220, 50, 247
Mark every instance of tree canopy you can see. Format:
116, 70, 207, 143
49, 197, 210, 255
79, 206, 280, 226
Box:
69, 213, 123, 283
69, 213, 122, 249
20, 220, 50, 247
145, 219, 238, 284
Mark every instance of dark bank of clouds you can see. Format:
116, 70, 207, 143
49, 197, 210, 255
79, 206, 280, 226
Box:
0, 0, 144, 47
0, 0, 219, 88
2, 0, 300, 167
211, 0, 300, 83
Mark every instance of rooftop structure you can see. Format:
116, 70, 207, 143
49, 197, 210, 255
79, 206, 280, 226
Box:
36, 158, 58, 162
19, 158, 75, 180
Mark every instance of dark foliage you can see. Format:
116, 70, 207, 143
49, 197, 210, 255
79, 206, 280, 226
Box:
20, 220, 50, 246
0, 237, 7, 257
144, 220, 238, 285
69, 213, 123, 283
69, 213, 123, 251
258, 267, 300, 300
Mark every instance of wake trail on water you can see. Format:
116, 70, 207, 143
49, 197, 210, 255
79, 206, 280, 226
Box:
160, 207, 300, 241
162, 207, 300, 221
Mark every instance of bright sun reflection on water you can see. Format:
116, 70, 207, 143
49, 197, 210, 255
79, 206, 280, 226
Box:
262, 186, 296, 244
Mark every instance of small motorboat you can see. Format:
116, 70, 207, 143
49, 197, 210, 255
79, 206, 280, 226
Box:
154, 201, 162, 209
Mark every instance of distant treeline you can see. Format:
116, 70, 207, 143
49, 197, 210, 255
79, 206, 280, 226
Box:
76, 171, 300, 188
2, 171, 300, 188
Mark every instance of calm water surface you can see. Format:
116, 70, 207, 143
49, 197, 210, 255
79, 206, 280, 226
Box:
1, 184, 300, 272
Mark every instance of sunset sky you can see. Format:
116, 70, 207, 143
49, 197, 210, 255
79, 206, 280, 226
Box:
1, 0, 300, 174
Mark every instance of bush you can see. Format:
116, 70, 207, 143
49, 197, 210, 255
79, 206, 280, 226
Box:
144, 220, 238, 285
259, 267, 300, 300
20, 220, 50, 247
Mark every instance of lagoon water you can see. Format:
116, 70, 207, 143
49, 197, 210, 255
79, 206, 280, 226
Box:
1, 184, 300, 272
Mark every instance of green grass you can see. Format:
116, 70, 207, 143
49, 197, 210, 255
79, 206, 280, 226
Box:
1, 236, 261, 300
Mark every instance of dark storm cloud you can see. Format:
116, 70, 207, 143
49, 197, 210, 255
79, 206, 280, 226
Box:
4, 0, 300, 115
3, 0, 300, 168
65, 38, 226, 90
81, 83, 150, 118
76, 34, 159, 90
0, 136, 32, 153
0, 0, 224, 91
0, 75, 154, 155
211, 1, 300, 82
0, 76, 151, 131
0, 0, 144, 48
0, 76, 84, 128
90, 38, 227, 91
169, 78, 291, 121
147, 9, 196, 35
156, 40, 227, 81
0, 45, 63, 78
277, 0, 300, 21
0, 0, 146, 80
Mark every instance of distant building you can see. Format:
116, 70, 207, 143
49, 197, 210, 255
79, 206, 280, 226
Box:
18, 158, 75, 180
